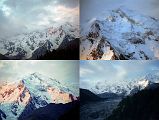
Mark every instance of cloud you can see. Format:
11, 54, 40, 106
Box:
80, 78, 96, 89
0, 60, 79, 85
81, 0, 159, 24
55, 0, 79, 8
113, 64, 127, 79
80, 67, 94, 77
0, 0, 79, 38
80, 61, 159, 89
87, 61, 105, 71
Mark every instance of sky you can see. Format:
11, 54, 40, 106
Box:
80, 61, 159, 89
0, 60, 79, 85
81, 0, 159, 24
0, 0, 79, 38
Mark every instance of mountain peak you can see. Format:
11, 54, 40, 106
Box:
0, 22, 78, 59
22, 72, 43, 82
144, 70, 159, 83
81, 8, 159, 60
91, 71, 159, 96
0, 73, 78, 120
137, 79, 150, 88
30, 72, 42, 77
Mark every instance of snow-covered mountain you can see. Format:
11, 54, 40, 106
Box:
80, 7, 159, 60
0, 22, 79, 59
91, 71, 159, 96
0, 73, 78, 120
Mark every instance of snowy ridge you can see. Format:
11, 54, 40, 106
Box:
0, 22, 79, 59
80, 7, 159, 60
91, 70, 159, 95
0, 73, 78, 120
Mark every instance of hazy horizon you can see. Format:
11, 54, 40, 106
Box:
81, 0, 159, 24
80, 61, 159, 90
0, 60, 79, 85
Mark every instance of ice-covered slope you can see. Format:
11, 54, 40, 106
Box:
0, 22, 79, 59
91, 71, 159, 96
80, 7, 159, 60
0, 73, 78, 120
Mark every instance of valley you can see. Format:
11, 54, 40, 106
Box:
80, 99, 121, 120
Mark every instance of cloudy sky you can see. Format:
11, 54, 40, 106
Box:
80, 61, 159, 89
0, 60, 79, 85
0, 0, 79, 38
81, 0, 159, 24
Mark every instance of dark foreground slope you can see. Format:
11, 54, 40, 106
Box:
59, 102, 79, 120
0, 53, 9, 60
37, 38, 79, 60
80, 89, 120, 120
23, 101, 79, 120
107, 84, 159, 120
80, 88, 103, 105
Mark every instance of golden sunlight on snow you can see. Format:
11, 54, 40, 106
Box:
47, 87, 77, 104
0, 81, 30, 105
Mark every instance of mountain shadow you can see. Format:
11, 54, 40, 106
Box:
58, 101, 79, 120
18, 100, 37, 120
0, 109, 6, 120
80, 88, 104, 105
0, 53, 9, 60
107, 84, 159, 120
22, 101, 79, 120
37, 38, 79, 60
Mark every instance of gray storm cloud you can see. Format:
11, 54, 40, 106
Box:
0, 0, 79, 38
